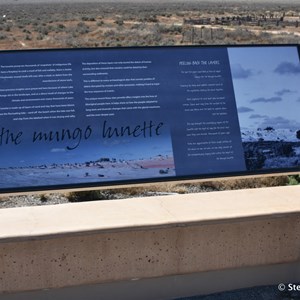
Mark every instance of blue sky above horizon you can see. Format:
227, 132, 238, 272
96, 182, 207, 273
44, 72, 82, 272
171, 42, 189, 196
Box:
228, 46, 300, 131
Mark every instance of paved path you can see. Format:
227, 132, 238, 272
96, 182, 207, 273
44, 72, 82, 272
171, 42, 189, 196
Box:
176, 285, 300, 300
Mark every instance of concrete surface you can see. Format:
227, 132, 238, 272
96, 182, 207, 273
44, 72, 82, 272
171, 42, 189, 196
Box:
0, 185, 300, 296
0, 185, 300, 241
1, 262, 299, 300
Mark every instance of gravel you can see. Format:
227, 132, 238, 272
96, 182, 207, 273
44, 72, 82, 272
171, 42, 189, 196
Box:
0, 193, 70, 209
0, 176, 296, 209
0, 185, 218, 209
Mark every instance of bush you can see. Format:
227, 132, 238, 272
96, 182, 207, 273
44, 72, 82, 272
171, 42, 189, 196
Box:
4, 24, 12, 32
276, 143, 295, 157
206, 176, 289, 190
288, 175, 300, 185
82, 16, 95, 22
67, 190, 108, 202
36, 26, 48, 35
115, 19, 124, 26
139, 15, 158, 23
36, 33, 44, 40
57, 23, 65, 30
244, 146, 266, 170
263, 126, 274, 132
76, 22, 90, 34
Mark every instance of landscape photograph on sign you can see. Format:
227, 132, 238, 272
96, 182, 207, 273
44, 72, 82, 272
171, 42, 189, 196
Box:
0, 120, 175, 188
229, 46, 300, 171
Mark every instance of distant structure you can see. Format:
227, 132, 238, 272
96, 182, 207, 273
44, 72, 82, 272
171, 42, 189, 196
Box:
184, 12, 299, 28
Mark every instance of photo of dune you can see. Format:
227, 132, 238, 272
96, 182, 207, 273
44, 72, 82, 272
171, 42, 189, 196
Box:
0, 123, 175, 188
0, 155, 175, 188
229, 46, 300, 171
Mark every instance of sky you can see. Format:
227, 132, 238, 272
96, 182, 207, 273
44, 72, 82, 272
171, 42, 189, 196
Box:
228, 46, 300, 131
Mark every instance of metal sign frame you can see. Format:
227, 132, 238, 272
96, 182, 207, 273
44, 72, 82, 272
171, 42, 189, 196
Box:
0, 44, 299, 193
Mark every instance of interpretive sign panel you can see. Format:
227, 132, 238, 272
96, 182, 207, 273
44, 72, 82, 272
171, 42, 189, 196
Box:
0, 45, 300, 192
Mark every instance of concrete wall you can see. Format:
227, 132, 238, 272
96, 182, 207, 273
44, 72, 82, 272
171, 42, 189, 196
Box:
0, 185, 300, 297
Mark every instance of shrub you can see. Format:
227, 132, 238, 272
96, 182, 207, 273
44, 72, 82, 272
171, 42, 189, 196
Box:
115, 19, 124, 26
36, 26, 48, 35
67, 190, 108, 202
82, 16, 95, 22
139, 15, 158, 23
264, 126, 274, 131
76, 22, 90, 34
4, 24, 11, 32
288, 175, 300, 185
40, 194, 48, 202
273, 143, 295, 157
243, 144, 267, 170
57, 23, 65, 30
36, 33, 44, 40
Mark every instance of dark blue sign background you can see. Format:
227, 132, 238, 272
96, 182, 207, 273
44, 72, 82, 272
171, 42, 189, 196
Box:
0, 45, 299, 192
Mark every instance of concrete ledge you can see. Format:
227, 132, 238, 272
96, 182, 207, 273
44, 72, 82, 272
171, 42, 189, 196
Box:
0, 185, 300, 295
1, 185, 300, 241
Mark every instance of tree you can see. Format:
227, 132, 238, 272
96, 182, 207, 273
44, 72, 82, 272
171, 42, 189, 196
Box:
264, 126, 274, 132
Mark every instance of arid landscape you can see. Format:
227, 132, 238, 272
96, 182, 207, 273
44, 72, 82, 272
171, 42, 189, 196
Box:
0, 155, 175, 188
0, 0, 299, 50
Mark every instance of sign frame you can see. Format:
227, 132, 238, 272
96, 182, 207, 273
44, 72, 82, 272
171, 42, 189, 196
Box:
0, 44, 299, 194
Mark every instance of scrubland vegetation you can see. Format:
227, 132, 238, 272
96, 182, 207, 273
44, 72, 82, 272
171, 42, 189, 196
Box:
0, 1, 299, 50
0, 175, 299, 208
